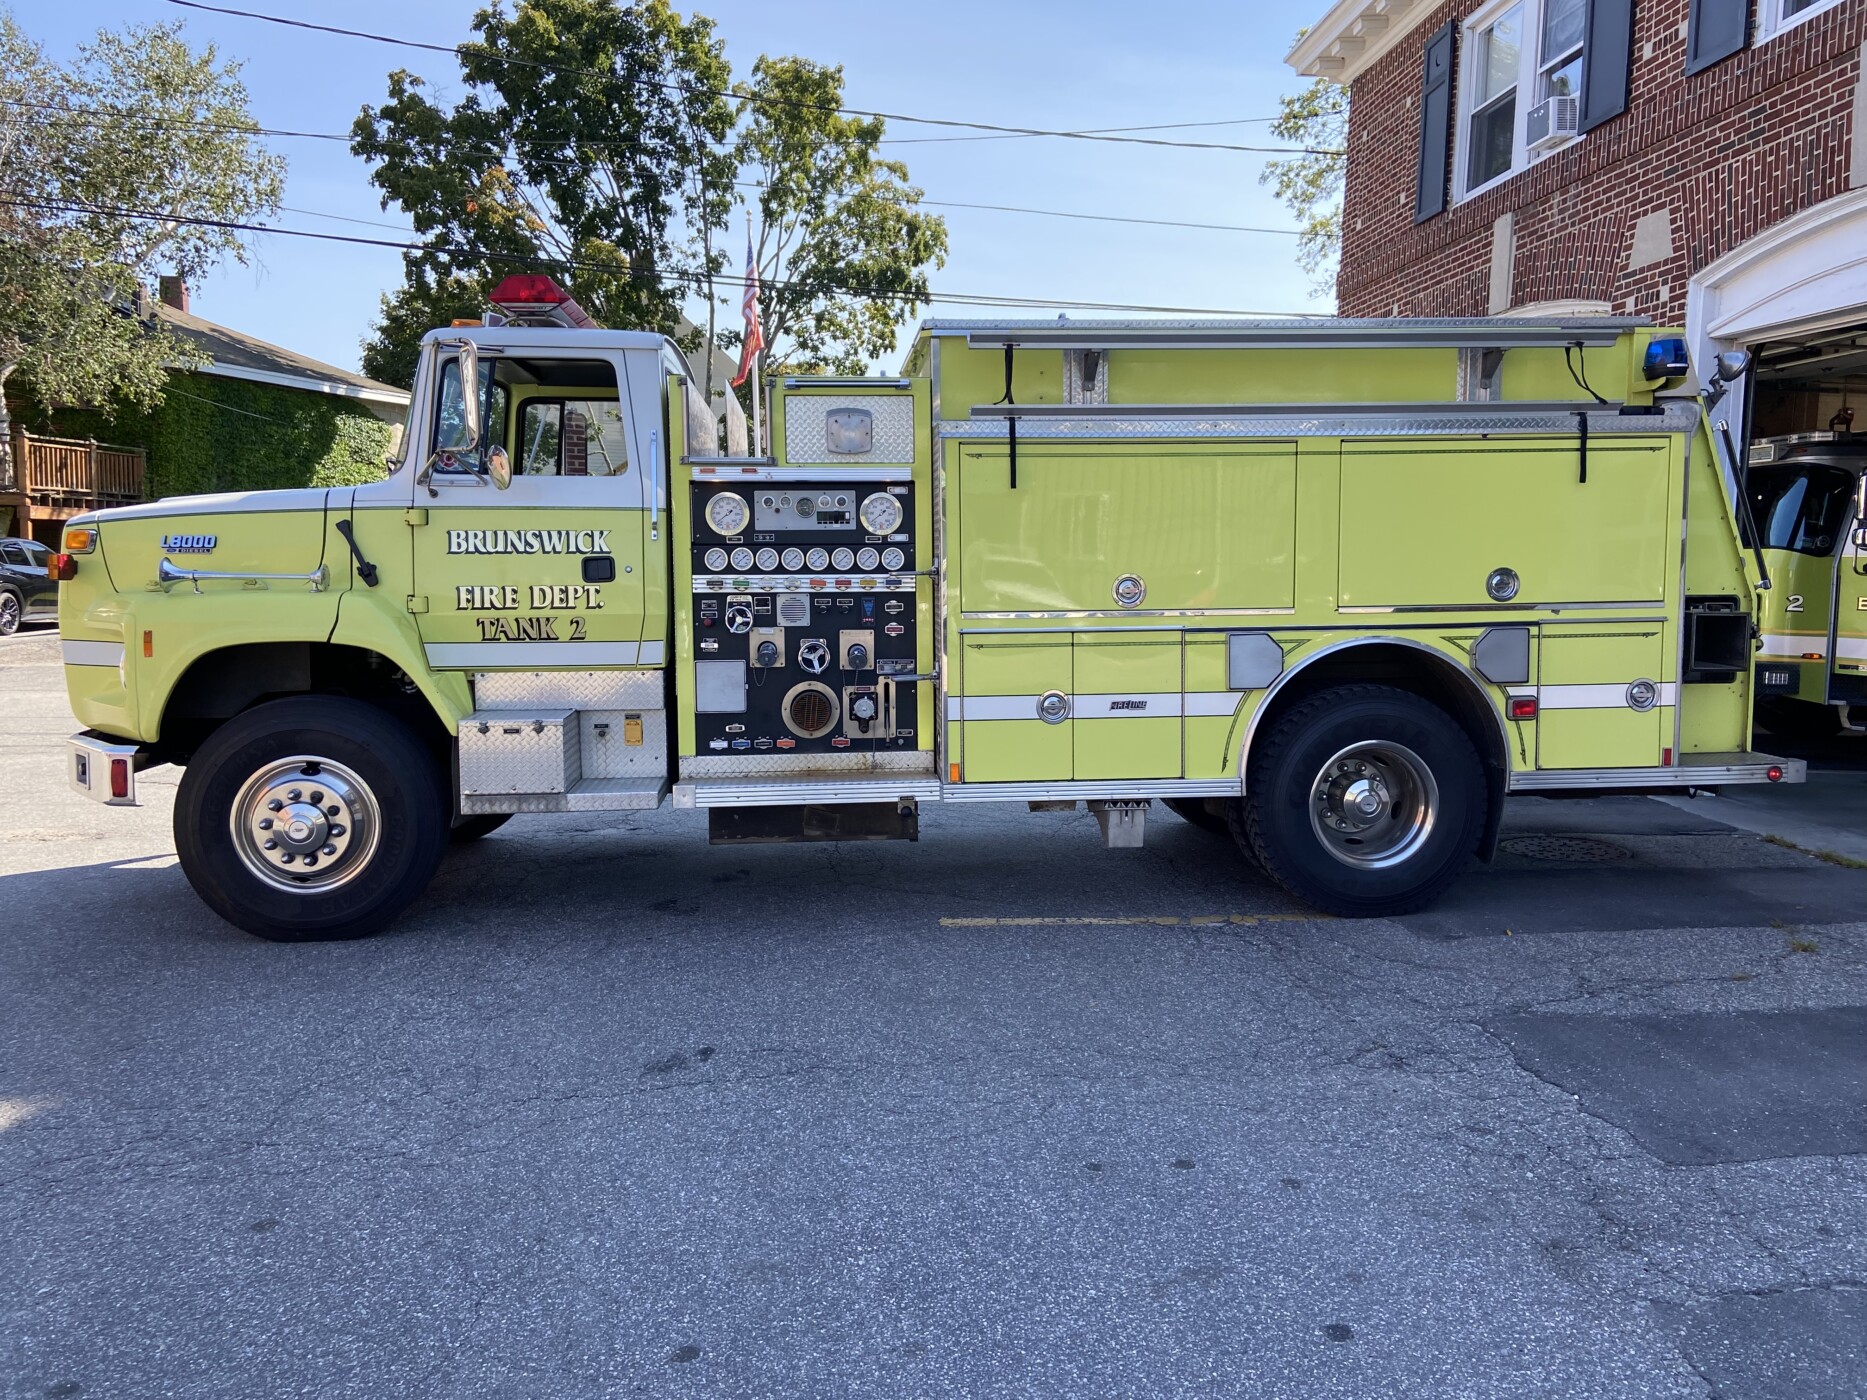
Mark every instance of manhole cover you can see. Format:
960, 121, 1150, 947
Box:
1498, 835, 1632, 863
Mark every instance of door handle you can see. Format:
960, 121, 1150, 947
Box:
648, 428, 660, 541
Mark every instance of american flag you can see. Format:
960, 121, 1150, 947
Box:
731, 232, 764, 388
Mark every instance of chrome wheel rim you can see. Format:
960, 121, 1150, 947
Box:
230, 755, 381, 893
1308, 740, 1438, 870
0, 595, 17, 633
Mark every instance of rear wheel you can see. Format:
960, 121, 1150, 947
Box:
174, 696, 449, 941
1242, 684, 1485, 917
0, 589, 20, 636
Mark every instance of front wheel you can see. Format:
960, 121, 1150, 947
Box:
0, 589, 20, 636
174, 696, 450, 941
1242, 685, 1485, 917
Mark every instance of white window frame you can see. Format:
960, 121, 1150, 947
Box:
1755, 0, 1845, 44
1453, 0, 1587, 205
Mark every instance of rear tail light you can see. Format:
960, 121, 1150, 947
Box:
50, 553, 78, 581
1767, 766, 1784, 783
1508, 696, 1538, 720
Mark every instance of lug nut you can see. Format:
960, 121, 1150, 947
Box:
322, 844, 337, 856
287, 789, 302, 801
279, 853, 294, 864
329, 824, 345, 837
263, 839, 278, 850
302, 855, 317, 867
258, 818, 273, 830
267, 799, 283, 812
310, 791, 324, 804
326, 805, 341, 817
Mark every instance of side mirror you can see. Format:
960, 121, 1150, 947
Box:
1711, 350, 1751, 387
447, 338, 482, 453
487, 445, 512, 491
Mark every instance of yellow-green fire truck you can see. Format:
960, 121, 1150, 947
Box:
1745, 432, 1867, 734
57, 277, 1804, 939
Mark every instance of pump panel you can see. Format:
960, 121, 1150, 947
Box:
689, 478, 919, 757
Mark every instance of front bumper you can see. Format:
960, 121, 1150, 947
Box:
68, 732, 147, 806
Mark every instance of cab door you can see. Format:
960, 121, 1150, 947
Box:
409, 346, 655, 670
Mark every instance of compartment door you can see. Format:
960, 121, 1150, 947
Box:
1073, 634, 1182, 779
1537, 626, 1668, 770
953, 442, 1296, 614
957, 634, 1072, 782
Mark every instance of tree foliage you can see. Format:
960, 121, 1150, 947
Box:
351, 1, 947, 388
0, 17, 284, 416
1259, 61, 1348, 300
735, 56, 947, 376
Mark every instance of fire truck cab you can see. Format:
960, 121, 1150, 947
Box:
59, 278, 1803, 939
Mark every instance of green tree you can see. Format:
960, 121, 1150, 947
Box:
1259, 62, 1347, 300
351, 2, 947, 390
351, 0, 736, 388
0, 16, 283, 447
732, 55, 948, 376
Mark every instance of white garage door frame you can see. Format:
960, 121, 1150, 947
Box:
1686, 185, 1867, 443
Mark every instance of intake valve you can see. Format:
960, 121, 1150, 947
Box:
851, 692, 878, 733
798, 638, 831, 674
755, 640, 778, 668
847, 642, 870, 670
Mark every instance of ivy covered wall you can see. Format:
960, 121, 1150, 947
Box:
43, 371, 398, 500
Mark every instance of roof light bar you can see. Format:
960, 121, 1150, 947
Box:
486, 274, 599, 329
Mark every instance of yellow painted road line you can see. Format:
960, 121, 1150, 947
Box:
939, 913, 1331, 927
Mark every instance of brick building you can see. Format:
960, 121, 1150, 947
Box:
1290, 0, 1867, 439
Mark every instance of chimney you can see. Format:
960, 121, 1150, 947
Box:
159, 276, 189, 313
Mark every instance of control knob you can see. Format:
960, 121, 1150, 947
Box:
724, 603, 754, 634
851, 692, 878, 733
797, 638, 831, 674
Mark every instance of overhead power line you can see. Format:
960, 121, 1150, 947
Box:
9, 197, 1301, 317
165, 1, 1342, 156
9, 100, 1305, 238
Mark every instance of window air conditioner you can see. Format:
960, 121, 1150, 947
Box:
1526, 95, 1580, 151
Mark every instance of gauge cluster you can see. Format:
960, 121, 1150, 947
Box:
689, 479, 918, 757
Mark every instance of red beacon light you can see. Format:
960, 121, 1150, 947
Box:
486, 274, 599, 329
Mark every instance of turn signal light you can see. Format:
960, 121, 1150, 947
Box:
62, 527, 97, 553
1508, 696, 1538, 720
50, 553, 79, 581
1767, 766, 1784, 783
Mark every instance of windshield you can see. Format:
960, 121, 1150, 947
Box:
1745, 464, 1860, 556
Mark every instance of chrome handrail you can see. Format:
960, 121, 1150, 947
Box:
158, 557, 330, 594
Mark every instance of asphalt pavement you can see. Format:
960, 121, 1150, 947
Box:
2, 626, 1863, 1399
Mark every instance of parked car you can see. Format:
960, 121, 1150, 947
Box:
0, 536, 58, 635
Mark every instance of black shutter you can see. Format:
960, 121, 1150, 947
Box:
1415, 22, 1456, 224
1685, 0, 1748, 75
1580, 0, 1635, 132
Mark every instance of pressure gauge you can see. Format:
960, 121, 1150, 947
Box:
730, 546, 755, 572
781, 547, 805, 571
805, 546, 830, 571
881, 547, 905, 571
705, 491, 750, 536
856, 547, 880, 571
703, 547, 729, 572
755, 547, 779, 571
831, 547, 855, 571
859, 492, 903, 536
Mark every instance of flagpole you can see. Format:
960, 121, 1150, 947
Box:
748, 210, 763, 458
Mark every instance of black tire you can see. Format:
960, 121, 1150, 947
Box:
1163, 796, 1231, 835
174, 696, 449, 941
450, 813, 513, 843
0, 588, 20, 636
1242, 684, 1485, 918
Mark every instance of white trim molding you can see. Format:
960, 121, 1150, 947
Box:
1686, 185, 1867, 412
190, 360, 411, 409
1287, 0, 1435, 83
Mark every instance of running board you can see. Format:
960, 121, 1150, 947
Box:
673, 773, 942, 809
1508, 753, 1805, 792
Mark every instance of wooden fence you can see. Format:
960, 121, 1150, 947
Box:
3, 429, 145, 519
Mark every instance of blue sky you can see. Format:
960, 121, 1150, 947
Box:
18, 0, 1333, 375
